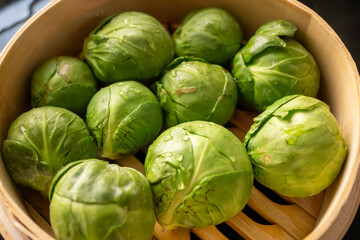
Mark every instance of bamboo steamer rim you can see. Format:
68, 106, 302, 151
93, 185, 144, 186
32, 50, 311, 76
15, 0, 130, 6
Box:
0, 0, 359, 239
282, 1, 360, 239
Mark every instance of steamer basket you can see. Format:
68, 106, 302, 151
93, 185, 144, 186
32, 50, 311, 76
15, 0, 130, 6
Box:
0, 0, 359, 239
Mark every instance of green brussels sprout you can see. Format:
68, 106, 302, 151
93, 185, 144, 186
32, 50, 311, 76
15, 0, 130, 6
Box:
232, 20, 320, 112
157, 57, 238, 128
86, 81, 162, 159
145, 121, 253, 230
83, 11, 174, 84
49, 159, 155, 240
174, 7, 243, 65
31, 56, 98, 116
244, 95, 347, 198
2, 107, 98, 196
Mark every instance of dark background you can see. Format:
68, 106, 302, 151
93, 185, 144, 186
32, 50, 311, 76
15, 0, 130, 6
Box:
0, 0, 359, 239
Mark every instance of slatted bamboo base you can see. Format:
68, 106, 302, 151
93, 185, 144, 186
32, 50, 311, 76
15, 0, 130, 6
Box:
20, 109, 324, 240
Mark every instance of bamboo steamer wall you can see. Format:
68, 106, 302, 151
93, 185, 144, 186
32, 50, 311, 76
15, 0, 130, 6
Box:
0, 0, 359, 239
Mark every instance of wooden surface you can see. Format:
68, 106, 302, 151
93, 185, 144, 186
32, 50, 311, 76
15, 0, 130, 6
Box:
0, 0, 359, 239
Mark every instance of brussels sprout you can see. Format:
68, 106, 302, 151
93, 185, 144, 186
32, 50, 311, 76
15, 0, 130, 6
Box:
31, 56, 98, 116
83, 11, 174, 84
49, 159, 155, 240
232, 20, 320, 112
86, 81, 162, 159
157, 57, 238, 128
145, 121, 253, 230
244, 95, 347, 198
2, 107, 98, 196
174, 7, 243, 65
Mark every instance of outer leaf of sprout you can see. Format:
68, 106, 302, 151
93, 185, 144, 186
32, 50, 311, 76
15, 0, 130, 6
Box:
2, 107, 98, 196
86, 81, 163, 158
174, 7, 243, 65
145, 121, 253, 230
245, 95, 347, 197
83, 12, 174, 84
49, 159, 155, 240
231, 20, 320, 112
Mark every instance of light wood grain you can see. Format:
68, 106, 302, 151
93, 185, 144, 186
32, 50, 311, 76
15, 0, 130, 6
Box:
247, 187, 316, 239
279, 192, 324, 218
226, 211, 294, 240
192, 225, 228, 240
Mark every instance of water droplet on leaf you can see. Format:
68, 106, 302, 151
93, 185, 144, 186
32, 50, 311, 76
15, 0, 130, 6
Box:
119, 90, 129, 100
164, 152, 173, 157
164, 134, 173, 142
175, 154, 183, 161
171, 70, 177, 77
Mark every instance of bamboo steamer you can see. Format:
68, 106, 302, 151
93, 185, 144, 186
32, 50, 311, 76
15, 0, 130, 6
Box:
0, 0, 359, 239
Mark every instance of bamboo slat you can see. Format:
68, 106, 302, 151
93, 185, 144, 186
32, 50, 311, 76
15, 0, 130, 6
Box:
247, 187, 316, 239
226, 211, 294, 240
192, 225, 228, 240
279, 192, 324, 218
